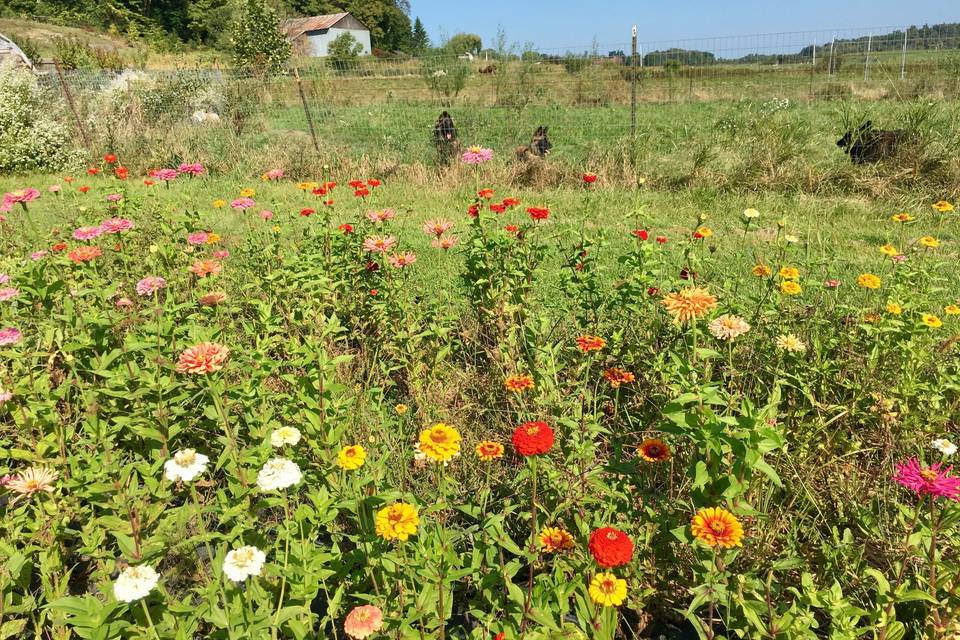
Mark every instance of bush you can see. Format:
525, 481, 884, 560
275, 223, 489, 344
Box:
328, 32, 363, 72
231, 0, 291, 74
52, 36, 94, 70
7, 33, 40, 65
420, 58, 471, 107
0, 63, 82, 174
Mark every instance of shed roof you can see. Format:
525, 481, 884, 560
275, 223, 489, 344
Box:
0, 33, 34, 68
281, 13, 367, 39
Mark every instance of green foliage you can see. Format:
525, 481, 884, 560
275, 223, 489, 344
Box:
420, 57, 471, 106
6, 33, 40, 64
230, 0, 291, 74
327, 31, 363, 71
52, 35, 94, 70
445, 32, 481, 56
410, 16, 429, 54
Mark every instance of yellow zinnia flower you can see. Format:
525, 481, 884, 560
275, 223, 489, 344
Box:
931, 200, 954, 213
205, 233, 221, 245
475, 440, 505, 461
337, 445, 366, 470
375, 503, 419, 541
778, 266, 800, 280
239, 188, 255, 197
945, 305, 960, 316
394, 403, 408, 415
922, 314, 943, 328
886, 302, 902, 315
539, 527, 575, 553
661, 287, 718, 324
918, 236, 939, 248
856, 273, 881, 289
891, 213, 914, 223
212, 199, 226, 208
297, 181, 317, 191
695, 226, 712, 238
691, 507, 744, 548
779, 281, 802, 296
418, 423, 461, 463
751, 264, 772, 277
589, 573, 628, 607
879, 244, 898, 257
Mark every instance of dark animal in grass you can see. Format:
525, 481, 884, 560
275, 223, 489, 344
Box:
478, 64, 497, 74
515, 126, 552, 161
433, 111, 460, 164
836, 121, 905, 164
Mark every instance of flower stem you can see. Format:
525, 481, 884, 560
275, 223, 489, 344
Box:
140, 600, 161, 640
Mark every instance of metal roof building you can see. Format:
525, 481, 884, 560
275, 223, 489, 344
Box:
281, 13, 371, 57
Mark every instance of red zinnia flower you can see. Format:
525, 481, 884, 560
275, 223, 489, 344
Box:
527, 206, 549, 221
478, 188, 495, 199
467, 204, 480, 218
647, 287, 660, 296
87, 168, 100, 176
349, 180, 365, 188
583, 173, 597, 184
655, 236, 668, 244
367, 178, 381, 187
300, 208, 315, 217
338, 223, 353, 234
312, 186, 328, 196
370, 289, 378, 296
512, 421, 554, 456
143, 179, 155, 186
103, 153, 117, 164
323, 199, 334, 206
489, 203, 506, 214
631, 229, 648, 240
354, 186, 369, 198
504, 225, 519, 234
503, 197, 520, 207
588, 527, 634, 568
114, 166, 128, 180
51, 242, 68, 252
78, 186, 90, 194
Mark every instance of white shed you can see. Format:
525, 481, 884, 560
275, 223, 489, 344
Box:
0, 33, 34, 69
282, 13, 371, 57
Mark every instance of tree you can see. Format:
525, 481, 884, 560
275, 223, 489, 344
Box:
411, 17, 429, 54
231, 0, 291, 73
445, 33, 481, 56
328, 31, 363, 70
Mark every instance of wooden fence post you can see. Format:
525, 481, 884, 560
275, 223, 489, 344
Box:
294, 67, 321, 154
54, 59, 91, 151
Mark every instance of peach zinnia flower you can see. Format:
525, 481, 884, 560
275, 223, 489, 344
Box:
661, 287, 718, 324
176, 343, 230, 374
362, 235, 397, 254
68, 246, 102, 263
189, 260, 222, 278
4, 467, 58, 504
691, 506, 744, 548
423, 219, 454, 237
198, 291, 227, 306
504, 374, 534, 393
343, 605, 384, 639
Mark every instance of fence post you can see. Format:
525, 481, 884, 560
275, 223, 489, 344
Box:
900, 29, 908, 80
827, 37, 835, 76
54, 59, 91, 151
293, 67, 321, 154
630, 25, 638, 138
864, 33, 872, 82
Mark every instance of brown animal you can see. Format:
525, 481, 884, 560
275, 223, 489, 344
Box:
478, 64, 497, 74
433, 111, 460, 164
515, 126, 552, 161
836, 121, 905, 164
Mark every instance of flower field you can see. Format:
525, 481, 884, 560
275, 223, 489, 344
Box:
0, 156, 959, 640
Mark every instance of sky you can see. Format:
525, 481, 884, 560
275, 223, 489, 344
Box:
411, 0, 959, 54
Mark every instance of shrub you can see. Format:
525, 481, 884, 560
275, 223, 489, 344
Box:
231, 0, 291, 74
328, 32, 363, 72
7, 33, 40, 65
52, 36, 94, 70
0, 63, 82, 174
421, 58, 471, 106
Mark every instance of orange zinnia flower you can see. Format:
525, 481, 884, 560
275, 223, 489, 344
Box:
475, 441, 504, 461
638, 438, 671, 462
661, 287, 717, 324
539, 527, 575, 553
68, 246, 102, 263
691, 507, 744, 548
575, 335, 606, 353
189, 260, 222, 278
504, 374, 534, 393
603, 368, 635, 388
176, 342, 230, 374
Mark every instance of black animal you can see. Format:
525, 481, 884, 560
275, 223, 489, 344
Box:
515, 126, 552, 161
478, 64, 497, 74
433, 111, 460, 164
837, 121, 905, 164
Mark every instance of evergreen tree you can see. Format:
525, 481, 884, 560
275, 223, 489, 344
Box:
411, 17, 429, 54
231, 0, 291, 73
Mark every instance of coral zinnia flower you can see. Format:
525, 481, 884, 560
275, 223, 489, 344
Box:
779, 281, 801, 296
477, 188, 495, 199
589, 573, 627, 607
856, 273, 881, 289
775, 333, 806, 353
475, 441, 504, 461
918, 236, 939, 248
691, 507, 744, 548
638, 438, 671, 462
343, 605, 384, 639
387, 252, 417, 269
504, 374, 534, 393
176, 342, 229, 374
189, 260, 222, 278
588, 527, 634, 568
539, 527, 575, 553
751, 264, 772, 277
432, 236, 458, 250
922, 314, 942, 328
337, 445, 367, 470
778, 266, 799, 280
362, 235, 397, 254
893, 458, 960, 500
512, 421, 554, 456
375, 502, 419, 541
575, 335, 606, 353
423, 219, 454, 237
198, 291, 227, 306
603, 367, 635, 388
661, 287, 718, 324
931, 200, 954, 212
366, 208, 396, 223
68, 246, 102, 263
5, 467, 58, 502
707, 314, 750, 340
418, 423, 461, 463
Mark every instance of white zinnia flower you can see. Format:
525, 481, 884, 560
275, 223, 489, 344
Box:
932, 438, 957, 456
270, 426, 301, 448
163, 449, 209, 483
775, 333, 806, 353
223, 546, 267, 582
743, 208, 760, 219
256, 457, 302, 491
113, 565, 159, 603
784, 234, 799, 244
707, 314, 751, 340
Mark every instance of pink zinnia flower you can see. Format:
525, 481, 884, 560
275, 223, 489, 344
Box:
891, 254, 907, 263
343, 605, 383, 639
30, 251, 47, 261
213, 250, 229, 259
0, 390, 12, 404
365, 209, 396, 224
461, 146, 494, 164
4, 188, 40, 204
72, 226, 103, 241
48, 184, 61, 193
177, 162, 204, 176
387, 252, 417, 268
432, 236, 458, 250
824, 279, 841, 288
262, 168, 284, 180
176, 342, 229, 374
115, 297, 134, 309
362, 235, 397, 254
0, 328, 22, 346
423, 219, 454, 237
0, 274, 9, 284
231, 198, 255, 210
187, 232, 209, 245
894, 457, 960, 500
106, 193, 122, 203
100, 218, 133, 234
149, 168, 178, 181
260, 210, 274, 220
0, 288, 19, 301
136, 276, 167, 296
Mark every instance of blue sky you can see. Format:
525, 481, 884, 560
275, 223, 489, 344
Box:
411, 0, 958, 54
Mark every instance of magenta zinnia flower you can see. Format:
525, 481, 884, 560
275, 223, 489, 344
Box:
262, 168, 284, 181
461, 146, 494, 164
149, 168, 179, 181
187, 232, 209, 245
72, 226, 103, 241
136, 276, 168, 297
362, 235, 397, 254
177, 162, 204, 176
894, 457, 960, 501
231, 198, 255, 210
100, 218, 133, 234
0, 328, 22, 346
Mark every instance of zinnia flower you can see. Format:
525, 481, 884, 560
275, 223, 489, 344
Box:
100, 218, 133, 234
575, 335, 606, 353
177, 162, 204, 176
0, 327, 22, 345
163, 449, 209, 482
4, 467, 58, 501
880, 244, 898, 256
583, 173, 597, 184
694, 226, 712, 238
691, 507, 744, 548
270, 426, 301, 448
945, 304, 960, 315
262, 168, 284, 181
187, 232, 209, 245
922, 314, 943, 328
418, 423, 461, 464
387, 252, 417, 269
931, 200, 954, 212
72, 226, 103, 241
256, 457, 302, 491
589, 573, 627, 607
231, 198, 255, 210
113, 565, 159, 603
918, 236, 939, 248
375, 502, 419, 541
239, 188, 255, 197
775, 333, 806, 353
366, 209, 396, 223
362, 236, 397, 254
603, 367, 635, 388
68, 246, 102, 263
891, 213, 914, 223
886, 302, 903, 315
0, 287, 19, 302
432, 236, 458, 250
198, 291, 227, 306
423, 219, 454, 237
337, 445, 366, 470
637, 438, 671, 462
778, 266, 799, 280
932, 439, 957, 456
751, 264, 772, 277
149, 168, 178, 181
461, 146, 493, 164
539, 527, 575, 553
176, 342, 229, 374
136, 276, 167, 297
475, 441, 505, 461
893, 458, 960, 500
661, 287, 718, 324
343, 605, 384, 639
189, 260, 222, 278
223, 546, 266, 582
512, 421, 554, 456
212, 199, 226, 208
527, 206, 549, 221
588, 527, 633, 568
779, 281, 802, 296
707, 314, 750, 340
504, 374, 534, 393
743, 208, 760, 219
